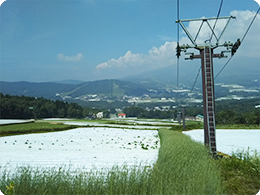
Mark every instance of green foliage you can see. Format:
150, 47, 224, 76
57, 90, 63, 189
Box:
215, 98, 260, 125
218, 149, 260, 195
123, 106, 145, 117
123, 106, 175, 119
0, 93, 97, 119
5, 181, 15, 195
0, 122, 78, 136
171, 122, 203, 131
123, 98, 260, 125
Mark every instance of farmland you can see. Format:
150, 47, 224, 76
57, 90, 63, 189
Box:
0, 119, 260, 194
1, 127, 224, 195
0, 127, 160, 170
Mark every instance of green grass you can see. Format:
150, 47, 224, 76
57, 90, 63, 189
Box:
171, 122, 203, 131
216, 124, 260, 129
153, 129, 224, 194
171, 121, 260, 131
0, 122, 78, 137
0, 129, 225, 195
217, 149, 260, 195
1, 165, 154, 195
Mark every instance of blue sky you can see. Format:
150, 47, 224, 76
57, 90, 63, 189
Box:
0, 0, 259, 82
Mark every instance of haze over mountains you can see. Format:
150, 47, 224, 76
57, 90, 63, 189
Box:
0, 55, 259, 100
122, 56, 259, 88
0, 80, 148, 99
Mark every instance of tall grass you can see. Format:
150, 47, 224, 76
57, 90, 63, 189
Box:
0, 165, 154, 195
152, 129, 224, 194
0, 129, 225, 194
218, 149, 260, 195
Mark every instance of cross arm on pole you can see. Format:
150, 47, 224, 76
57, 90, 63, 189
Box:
176, 20, 197, 47
176, 16, 235, 48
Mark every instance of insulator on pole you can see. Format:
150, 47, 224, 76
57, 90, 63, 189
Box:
231, 38, 241, 56
176, 42, 181, 58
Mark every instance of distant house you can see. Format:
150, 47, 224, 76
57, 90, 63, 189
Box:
196, 114, 204, 122
118, 113, 126, 118
96, 112, 103, 119
185, 116, 196, 121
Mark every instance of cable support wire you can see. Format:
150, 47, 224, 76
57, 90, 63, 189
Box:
209, 0, 223, 42
215, 7, 260, 80
190, 66, 201, 93
176, 66, 201, 105
175, 0, 181, 108
176, 0, 180, 88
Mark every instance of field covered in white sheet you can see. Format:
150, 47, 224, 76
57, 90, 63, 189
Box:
1, 119, 259, 172
0, 127, 160, 171
183, 129, 260, 155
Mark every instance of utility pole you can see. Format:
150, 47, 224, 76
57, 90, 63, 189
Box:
177, 111, 182, 125
176, 16, 236, 157
182, 106, 185, 130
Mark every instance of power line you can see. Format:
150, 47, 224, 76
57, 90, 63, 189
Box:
210, 0, 223, 42
190, 66, 201, 93
215, 7, 260, 79
176, 0, 180, 88
241, 7, 260, 43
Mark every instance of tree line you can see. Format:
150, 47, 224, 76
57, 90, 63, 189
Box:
123, 98, 260, 125
1, 93, 259, 125
0, 93, 98, 119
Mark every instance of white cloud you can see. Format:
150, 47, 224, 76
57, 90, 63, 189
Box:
96, 51, 144, 70
96, 41, 177, 72
0, 0, 6, 6
255, 0, 260, 6
57, 53, 84, 62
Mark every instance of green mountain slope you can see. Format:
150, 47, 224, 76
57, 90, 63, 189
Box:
59, 79, 149, 97
0, 81, 75, 99
0, 79, 148, 99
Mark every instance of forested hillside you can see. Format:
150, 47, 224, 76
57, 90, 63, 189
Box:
0, 81, 75, 99
0, 93, 98, 119
0, 79, 148, 99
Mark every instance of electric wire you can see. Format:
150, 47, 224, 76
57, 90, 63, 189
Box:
176, 0, 180, 89
176, 0, 182, 108
176, 0, 201, 105
215, 7, 260, 79
209, 0, 223, 42
241, 7, 260, 43
190, 66, 201, 93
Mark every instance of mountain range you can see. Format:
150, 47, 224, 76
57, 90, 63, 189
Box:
122, 56, 260, 89
0, 56, 259, 99
0, 79, 148, 99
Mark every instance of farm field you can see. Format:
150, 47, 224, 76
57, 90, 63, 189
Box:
43, 118, 174, 129
0, 119, 259, 194
1, 129, 227, 195
0, 119, 34, 125
183, 129, 260, 155
0, 126, 160, 172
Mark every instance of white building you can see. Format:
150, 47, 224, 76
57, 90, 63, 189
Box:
96, 112, 103, 119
